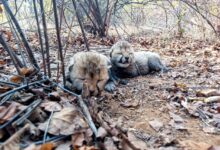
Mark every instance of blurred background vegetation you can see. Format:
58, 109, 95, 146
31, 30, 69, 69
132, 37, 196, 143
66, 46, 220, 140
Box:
0, 0, 220, 39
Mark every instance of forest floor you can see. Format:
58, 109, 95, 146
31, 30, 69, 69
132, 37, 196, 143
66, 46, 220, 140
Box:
1, 30, 220, 150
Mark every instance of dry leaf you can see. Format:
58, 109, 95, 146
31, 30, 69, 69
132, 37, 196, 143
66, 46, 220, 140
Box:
0, 103, 18, 124
169, 120, 187, 130
17, 92, 34, 103
20, 67, 34, 76
40, 143, 53, 150
9, 67, 34, 83
97, 127, 107, 139
120, 99, 139, 108
24, 144, 39, 150
169, 112, 184, 123
204, 96, 220, 103
104, 137, 118, 150
180, 140, 210, 150
0, 85, 11, 93
48, 92, 61, 101
78, 146, 98, 150
127, 132, 148, 149
10, 75, 23, 83
71, 132, 85, 147
202, 126, 216, 134
54, 141, 71, 150
1, 30, 12, 41
149, 119, 163, 132
40, 101, 62, 112
71, 128, 93, 147
196, 89, 220, 97
0, 59, 6, 65
38, 107, 88, 135
174, 82, 188, 91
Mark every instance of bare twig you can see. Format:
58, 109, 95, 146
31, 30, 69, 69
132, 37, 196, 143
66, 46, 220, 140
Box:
0, 80, 20, 87
0, 79, 47, 99
180, 0, 217, 36
12, 99, 42, 127
5, 13, 25, 68
52, 0, 66, 86
0, 93, 14, 106
43, 110, 54, 143
72, 0, 90, 51
0, 33, 21, 75
21, 135, 68, 148
33, 0, 47, 75
39, 0, 51, 77
0, 99, 42, 129
78, 1, 97, 29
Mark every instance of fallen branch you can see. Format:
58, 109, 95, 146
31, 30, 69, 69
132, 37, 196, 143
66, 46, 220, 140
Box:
0, 80, 20, 87
0, 93, 14, 106
0, 79, 47, 99
12, 99, 42, 127
43, 110, 54, 143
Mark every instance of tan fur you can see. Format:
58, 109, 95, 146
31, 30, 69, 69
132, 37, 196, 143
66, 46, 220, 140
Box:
110, 40, 167, 78
66, 51, 111, 97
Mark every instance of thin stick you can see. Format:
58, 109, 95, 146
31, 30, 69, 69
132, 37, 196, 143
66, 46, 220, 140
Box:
78, 1, 97, 29
0, 34, 21, 75
20, 135, 68, 148
72, 0, 90, 51
0, 80, 20, 87
0, 93, 14, 106
12, 99, 42, 127
5, 13, 24, 68
52, 0, 66, 86
43, 110, 54, 143
0, 79, 47, 99
1, 0, 40, 70
33, 0, 47, 75
39, 0, 51, 77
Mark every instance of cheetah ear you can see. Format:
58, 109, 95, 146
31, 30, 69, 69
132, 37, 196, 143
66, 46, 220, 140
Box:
68, 64, 74, 72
